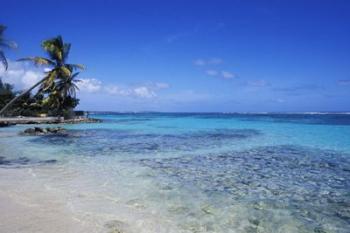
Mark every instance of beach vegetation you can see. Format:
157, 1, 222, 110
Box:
0, 36, 84, 118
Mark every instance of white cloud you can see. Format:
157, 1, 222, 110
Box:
21, 71, 42, 88
133, 86, 156, 98
194, 58, 223, 66
0, 60, 43, 90
204, 69, 236, 80
0, 61, 171, 100
105, 85, 130, 96
78, 78, 102, 93
194, 58, 236, 80
221, 71, 235, 79
194, 59, 206, 66
104, 85, 156, 98
206, 70, 219, 76
155, 82, 170, 89
104, 82, 170, 98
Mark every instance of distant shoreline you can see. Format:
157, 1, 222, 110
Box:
87, 111, 350, 115
0, 116, 101, 126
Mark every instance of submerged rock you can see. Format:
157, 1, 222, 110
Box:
0, 122, 15, 127
138, 145, 350, 232
23, 128, 35, 134
21, 127, 66, 136
0, 156, 57, 166
104, 220, 133, 233
0, 156, 30, 165
34, 127, 45, 133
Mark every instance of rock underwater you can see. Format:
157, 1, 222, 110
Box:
21, 127, 66, 136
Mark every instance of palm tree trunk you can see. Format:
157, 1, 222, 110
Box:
0, 76, 47, 116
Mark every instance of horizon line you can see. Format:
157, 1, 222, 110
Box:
80, 111, 350, 115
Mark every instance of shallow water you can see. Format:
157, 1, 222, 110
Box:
1, 113, 350, 233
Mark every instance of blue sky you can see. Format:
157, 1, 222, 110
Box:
1, 0, 350, 112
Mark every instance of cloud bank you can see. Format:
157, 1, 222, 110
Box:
194, 58, 223, 66
0, 61, 170, 100
0, 60, 44, 90
78, 78, 170, 99
194, 58, 237, 80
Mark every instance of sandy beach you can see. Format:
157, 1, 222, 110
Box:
0, 168, 101, 233
0, 164, 179, 233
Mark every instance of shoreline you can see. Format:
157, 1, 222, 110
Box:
0, 116, 101, 126
0, 165, 177, 233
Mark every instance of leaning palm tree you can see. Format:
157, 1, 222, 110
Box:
44, 71, 81, 116
0, 36, 84, 116
0, 25, 17, 70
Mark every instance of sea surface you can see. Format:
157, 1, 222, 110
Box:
1, 113, 350, 233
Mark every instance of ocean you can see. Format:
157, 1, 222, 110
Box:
1, 113, 350, 233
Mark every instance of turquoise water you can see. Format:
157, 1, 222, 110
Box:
1, 113, 350, 232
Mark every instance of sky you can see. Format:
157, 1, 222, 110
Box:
1, 0, 350, 112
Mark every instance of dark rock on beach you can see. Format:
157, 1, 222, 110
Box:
21, 127, 66, 136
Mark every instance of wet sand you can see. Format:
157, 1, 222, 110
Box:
0, 168, 102, 233
0, 166, 175, 233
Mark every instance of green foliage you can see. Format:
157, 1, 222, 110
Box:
0, 77, 80, 117
0, 78, 15, 107
15, 36, 84, 118
0, 24, 17, 70
0, 30, 83, 117
0, 78, 40, 116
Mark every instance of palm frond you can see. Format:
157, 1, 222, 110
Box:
42, 36, 66, 63
59, 66, 72, 78
70, 88, 76, 98
66, 63, 85, 71
71, 72, 80, 80
56, 36, 64, 48
17, 57, 55, 66
42, 38, 59, 62
62, 43, 71, 62
0, 50, 8, 70
72, 82, 79, 90
0, 25, 6, 37
0, 40, 17, 49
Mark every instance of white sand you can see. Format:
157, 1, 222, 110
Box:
0, 168, 104, 233
0, 166, 177, 233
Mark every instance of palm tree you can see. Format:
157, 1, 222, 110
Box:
44, 71, 81, 117
0, 25, 17, 70
0, 79, 15, 108
0, 36, 84, 116
56, 72, 80, 101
